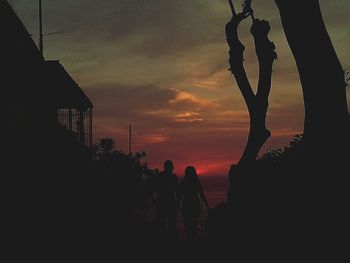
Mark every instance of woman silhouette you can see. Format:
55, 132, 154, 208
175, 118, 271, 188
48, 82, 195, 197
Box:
180, 166, 209, 244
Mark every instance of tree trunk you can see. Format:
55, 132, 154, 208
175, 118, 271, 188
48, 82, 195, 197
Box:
274, 0, 349, 149
275, 2, 350, 257
226, 14, 276, 166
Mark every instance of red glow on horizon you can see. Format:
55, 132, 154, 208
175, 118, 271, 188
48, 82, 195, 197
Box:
149, 159, 233, 177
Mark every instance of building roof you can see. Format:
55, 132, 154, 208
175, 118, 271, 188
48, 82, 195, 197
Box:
45, 60, 93, 111
2, 0, 58, 132
2, 0, 92, 126
1, 0, 44, 65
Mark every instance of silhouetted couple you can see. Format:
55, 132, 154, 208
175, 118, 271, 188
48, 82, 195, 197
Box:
154, 160, 209, 245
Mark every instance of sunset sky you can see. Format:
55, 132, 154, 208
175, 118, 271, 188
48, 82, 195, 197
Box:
11, 0, 350, 176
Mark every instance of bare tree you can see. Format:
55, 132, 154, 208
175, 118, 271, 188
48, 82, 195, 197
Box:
225, 0, 277, 166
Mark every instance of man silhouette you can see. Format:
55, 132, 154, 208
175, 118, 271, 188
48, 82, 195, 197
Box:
154, 160, 179, 243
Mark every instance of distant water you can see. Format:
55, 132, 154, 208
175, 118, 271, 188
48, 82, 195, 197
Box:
199, 176, 229, 207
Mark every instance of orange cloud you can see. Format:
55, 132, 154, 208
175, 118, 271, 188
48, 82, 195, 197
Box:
169, 89, 214, 107
143, 134, 168, 144
174, 118, 204, 123
217, 110, 249, 120
174, 112, 204, 123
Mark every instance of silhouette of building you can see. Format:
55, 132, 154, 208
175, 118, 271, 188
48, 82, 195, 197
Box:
2, 0, 93, 148
3, 1, 96, 253
45, 60, 93, 147
3, 0, 50, 139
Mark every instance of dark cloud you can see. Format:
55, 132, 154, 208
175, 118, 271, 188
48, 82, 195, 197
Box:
11, 0, 350, 175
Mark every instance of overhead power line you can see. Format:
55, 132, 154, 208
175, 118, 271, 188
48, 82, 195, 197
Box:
44, 0, 153, 36
8, 0, 19, 14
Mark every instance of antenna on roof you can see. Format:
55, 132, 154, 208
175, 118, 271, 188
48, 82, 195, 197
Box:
39, 0, 44, 57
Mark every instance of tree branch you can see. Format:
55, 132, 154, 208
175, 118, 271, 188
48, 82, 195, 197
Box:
225, 3, 277, 166
225, 7, 254, 112
252, 20, 276, 101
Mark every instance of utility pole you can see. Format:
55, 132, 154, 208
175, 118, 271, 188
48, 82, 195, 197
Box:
39, 0, 44, 57
129, 124, 132, 155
